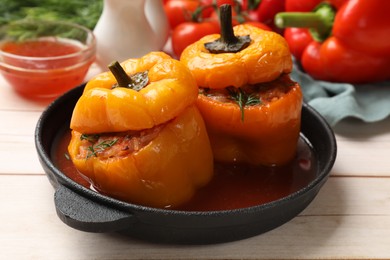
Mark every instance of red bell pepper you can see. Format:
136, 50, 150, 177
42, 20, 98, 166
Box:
275, 0, 390, 83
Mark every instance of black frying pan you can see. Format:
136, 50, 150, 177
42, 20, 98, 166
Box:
35, 85, 337, 244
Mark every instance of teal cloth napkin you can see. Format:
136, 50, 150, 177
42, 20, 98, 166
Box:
290, 63, 390, 126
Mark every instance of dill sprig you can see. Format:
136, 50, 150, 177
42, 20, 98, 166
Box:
227, 87, 261, 121
86, 139, 118, 159
80, 133, 100, 142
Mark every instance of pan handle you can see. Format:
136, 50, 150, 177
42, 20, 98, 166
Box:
54, 185, 135, 232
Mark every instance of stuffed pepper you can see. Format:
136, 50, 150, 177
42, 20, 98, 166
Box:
68, 52, 214, 209
180, 5, 302, 166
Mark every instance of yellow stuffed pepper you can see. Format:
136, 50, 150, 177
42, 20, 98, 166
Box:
180, 5, 302, 166
68, 52, 213, 209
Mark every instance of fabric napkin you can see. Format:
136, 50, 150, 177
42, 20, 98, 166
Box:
290, 62, 390, 126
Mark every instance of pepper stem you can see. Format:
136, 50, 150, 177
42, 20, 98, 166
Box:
274, 2, 335, 42
108, 61, 149, 91
204, 4, 251, 54
108, 61, 133, 88
219, 4, 238, 44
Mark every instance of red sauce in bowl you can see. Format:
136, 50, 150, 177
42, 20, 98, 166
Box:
51, 129, 317, 211
0, 39, 94, 99
2, 40, 81, 57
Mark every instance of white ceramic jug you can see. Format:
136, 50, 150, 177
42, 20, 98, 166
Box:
93, 0, 169, 71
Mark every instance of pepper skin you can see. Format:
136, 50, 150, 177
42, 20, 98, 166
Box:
332, 0, 390, 56
68, 52, 214, 208
181, 23, 302, 166
68, 106, 213, 208
180, 24, 293, 89
196, 76, 302, 166
276, 0, 390, 83
70, 52, 198, 133
302, 37, 390, 83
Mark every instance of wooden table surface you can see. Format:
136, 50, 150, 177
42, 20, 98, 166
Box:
1, 66, 390, 260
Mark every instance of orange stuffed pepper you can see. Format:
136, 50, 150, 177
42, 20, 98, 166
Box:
180, 5, 303, 166
68, 52, 214, 209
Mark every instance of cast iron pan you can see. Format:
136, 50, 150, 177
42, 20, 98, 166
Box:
35, 84, 337, 244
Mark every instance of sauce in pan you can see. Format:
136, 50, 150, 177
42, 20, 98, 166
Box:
52, 129, 317, 211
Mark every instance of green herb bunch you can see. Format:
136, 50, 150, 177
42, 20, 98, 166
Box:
0, 0, 103, 30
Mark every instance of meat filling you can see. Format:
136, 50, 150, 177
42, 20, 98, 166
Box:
200, 74, 296, 105
77, 124, 164, 160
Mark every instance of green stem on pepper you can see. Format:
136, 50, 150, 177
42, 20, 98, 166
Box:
108, 61, 149, 91
108, 61, 132, 88
245, 0, 261, 10
189, 4, 213, 22
274, 2, 336, 42
204, 4, 251, 53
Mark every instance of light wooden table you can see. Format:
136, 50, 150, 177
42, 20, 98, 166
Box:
1, 66, 390, 260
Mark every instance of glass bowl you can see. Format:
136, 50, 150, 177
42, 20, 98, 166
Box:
0, 20, 96, 100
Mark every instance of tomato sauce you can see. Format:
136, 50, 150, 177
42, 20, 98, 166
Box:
52, 129, 317, 211
0, 39, 94, 99
2, 40, 81, 57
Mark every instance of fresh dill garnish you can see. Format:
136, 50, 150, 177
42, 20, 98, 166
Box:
246, 93, 262, 106
86, 145, 97, 159
227, 87, 261, 121
80, 133, 100, 142
86, 139, 118, 159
